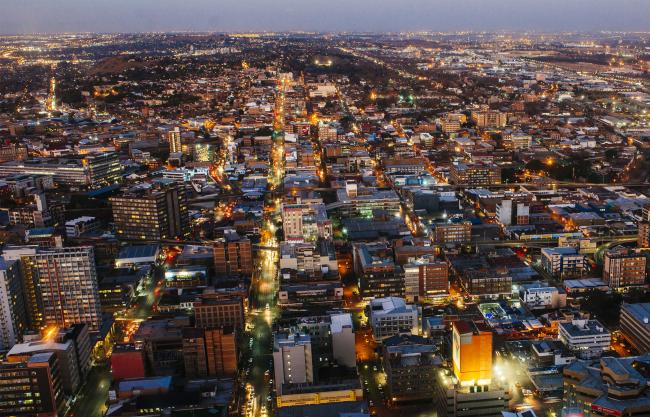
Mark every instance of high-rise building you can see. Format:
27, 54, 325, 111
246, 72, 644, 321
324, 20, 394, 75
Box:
193, 294, 245, 331
434, 320, 507, 417
603, 247, 647, 289
110, 183, 188, 241
213, 230, 253, 278
432, 221, 472, 245
451, 320, 492, 386
28, 247, 102, 331
0, 257, 27, 350
558, 319, 611, 359
449, 162, 501, 186
0, 352, 65, 417
0, 153, 122, 188
471, 110, 508, 129
638, 220, 650, 248
382, 334, 438, 405
182, 326, 237, 378
403, 256, 449, 303
619, 303, 650, 354
273, 332, 313, 395
368, 297, 419, 341
167, 127, 182, 154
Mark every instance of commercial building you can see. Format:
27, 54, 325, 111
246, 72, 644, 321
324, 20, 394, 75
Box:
279, 240, 338, 280
368, 297, 418, 341
353, 243, 404, 298
278, 281, 343, 308
459, 268, 512, 298
14, 246, 102, 331
619, 303, 650, 354
558, 319, 611, 359
182, 326, 237, 378
452, 320, 492, 386
432, 221, 472, 245
110, 183, 188, 241
0, 152, 122, 188
0, 352, 64, 417
213, 230, 253, 278
332, 181, 401, 218
502, 131, 532, 150
330, 313, 356, 368
382, 334, 438, 404
541, 247, 587, 278
0, 257, 27, 350
434, 319, 507, 417
167, 127, 182, 154
638, 220, 650, 248
65, 216, 100, 238
519, 283, 566, 310
403, 256, 449, 303
471, 110, 508, 129
281, 201, 332, 242
273, 332, 314, 395
602, 247, 646, 289
111, 344, 146, 381
564, 355, 650, 417
496, 199, 530, 226
193, 294, 245, 331
449, 162, 501, 186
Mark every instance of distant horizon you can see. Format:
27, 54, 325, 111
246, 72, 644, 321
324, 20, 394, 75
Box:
2, 0, 650, 35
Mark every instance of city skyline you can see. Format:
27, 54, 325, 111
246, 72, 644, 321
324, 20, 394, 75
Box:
2, 0, 650, 34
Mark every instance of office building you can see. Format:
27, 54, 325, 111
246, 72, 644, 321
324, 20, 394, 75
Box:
435, 320, 507, 417
353, 243, 404, 298
273, 332, 314, 395
110, 183, 188, 241
193, 294, 245, 331
0, 352, 64, 417
26, 246, 102, 331
382, 334, 438, 404
0, 152, 122, 188
111, 344, 146, 381
0, 142, 28, 163
281, 201, 332, 242
502, 131, 532, 150
541, 247, 587, 278
496, 200, 530, 226
619, 303, 650, 354
449, 162, 501, 186
638, 220, 650, 248
602, 247, 646, 289
558, 319, 611, 359
563, 355, 650, 417
213, 230, 253, 278
432, 221, 472, 245
403, 256, 449, 303
0, 257, 27, 351
368, 297, 418, 341
65, 216, 100, 238
167, 127, 182, 154
471, 110, 508, 129
182, 326, 237, 378
330, 313, 356, 368
279, 240, 338, 280
452, 320, 492, 386
333, 181, 401, 218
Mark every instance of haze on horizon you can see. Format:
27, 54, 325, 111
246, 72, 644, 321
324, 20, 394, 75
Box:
1, 0, 649, 35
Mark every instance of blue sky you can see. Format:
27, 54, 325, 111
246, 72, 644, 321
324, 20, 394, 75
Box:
1, 0, 649, 34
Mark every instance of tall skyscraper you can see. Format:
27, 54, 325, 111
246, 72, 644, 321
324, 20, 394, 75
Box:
10, 247, 103, 331
110, 182, 189, 241
213, 230, 253, 278
0, 258, 27, 350
167, 127, 182, 154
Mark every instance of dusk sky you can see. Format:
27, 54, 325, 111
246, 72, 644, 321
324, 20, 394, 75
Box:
1, 0, 649, 34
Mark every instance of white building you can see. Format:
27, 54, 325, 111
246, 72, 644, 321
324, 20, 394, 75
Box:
519, 283, 566, 310
65, 216, 99, 238
330, 313, 356, 368
541, 247, 586, 277
273, 333, 313, 395
368, 297, 419, 341
558, 319, 611, 359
